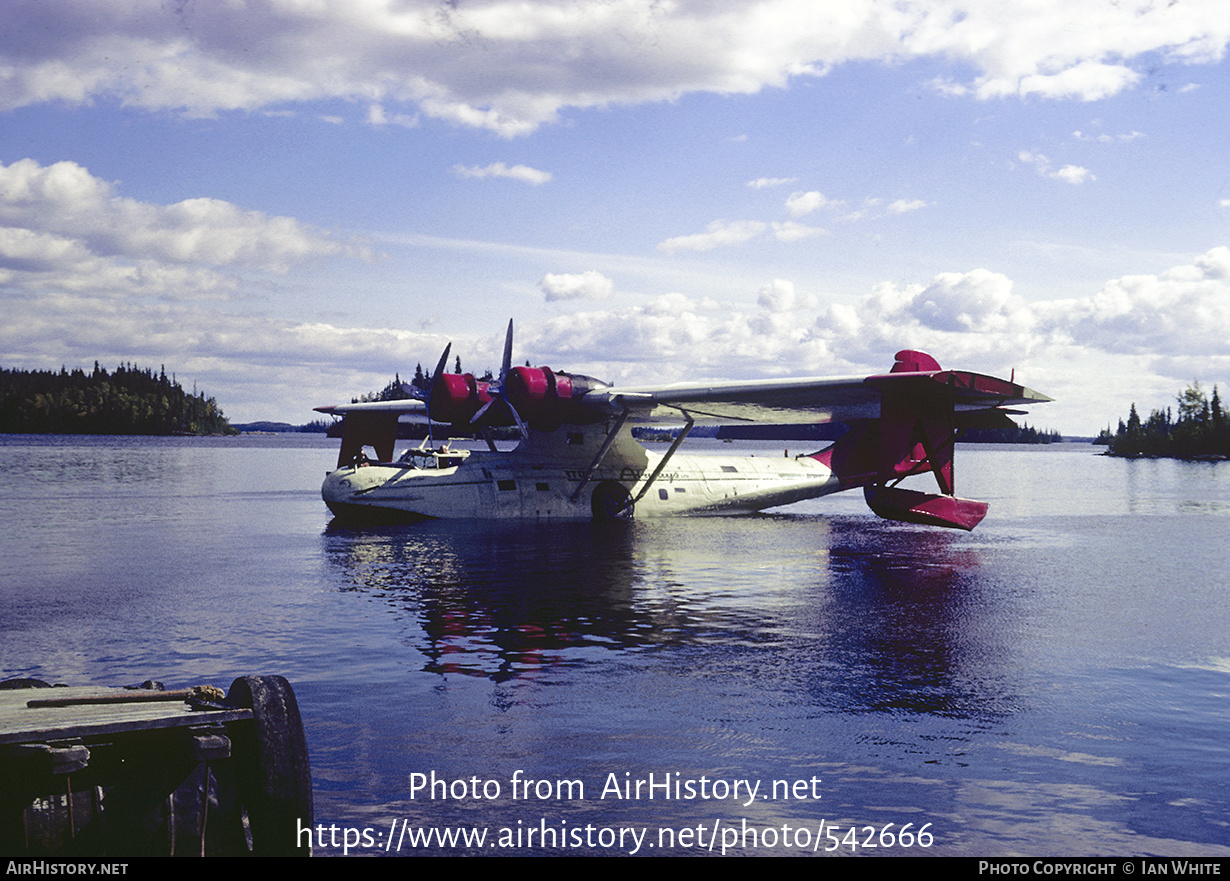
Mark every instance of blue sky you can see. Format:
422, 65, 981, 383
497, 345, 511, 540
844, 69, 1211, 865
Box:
2, 1, 1229, 433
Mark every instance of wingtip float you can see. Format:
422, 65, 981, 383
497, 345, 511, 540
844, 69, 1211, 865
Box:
315, 325, 1050, 530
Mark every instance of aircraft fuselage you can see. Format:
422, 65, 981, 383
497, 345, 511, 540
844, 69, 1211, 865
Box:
321, 421, 840, 521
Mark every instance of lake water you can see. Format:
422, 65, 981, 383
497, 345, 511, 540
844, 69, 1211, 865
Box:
1, 435, 1228, 857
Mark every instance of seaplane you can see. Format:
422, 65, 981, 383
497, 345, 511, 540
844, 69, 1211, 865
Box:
315, 321, 1050, 530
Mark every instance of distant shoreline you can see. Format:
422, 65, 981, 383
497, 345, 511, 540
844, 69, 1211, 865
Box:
1101, 449, 1229, 462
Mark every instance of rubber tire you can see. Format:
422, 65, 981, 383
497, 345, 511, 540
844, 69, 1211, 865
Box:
227, 675, 313, 856
590, 480, 634, 520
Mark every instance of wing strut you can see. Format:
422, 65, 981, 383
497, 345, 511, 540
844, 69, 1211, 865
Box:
569, 410, 631, 503
626, 412, 696, 511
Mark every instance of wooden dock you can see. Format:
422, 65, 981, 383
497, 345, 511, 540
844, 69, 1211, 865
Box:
0, 676, 312, 856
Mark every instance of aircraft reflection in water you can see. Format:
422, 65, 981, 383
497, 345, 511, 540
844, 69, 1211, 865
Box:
323, 519, 669, 681
322, 513, 1003, 720
316, 322, 1050, 531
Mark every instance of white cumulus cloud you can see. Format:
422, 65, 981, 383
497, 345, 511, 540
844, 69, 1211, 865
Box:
2, 1, 1226, 134
539, 270, 615, 301
658, 220, 767, 253
771, 221, 827, 242
748, 177, 797, 189
451, 162, 553, 185
0, 158, 362, 296
367, 104, 420, 129
9, 238, 1230, 430
1052, 164, 1095, 185
785, 190, 830, 218
1018, 151, 1095, 184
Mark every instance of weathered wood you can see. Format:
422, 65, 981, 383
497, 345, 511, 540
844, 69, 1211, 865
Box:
26, 687, 215, 708
0, 687, 252, 746
1, 678, 309, 856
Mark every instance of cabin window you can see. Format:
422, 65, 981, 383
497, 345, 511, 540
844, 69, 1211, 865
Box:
658, 488, 669, 500
566, 433, 584, 445
536, 482, 549, 492
720, 465, 738, 473
497, 479, 516, 491
675, 487, 686, 493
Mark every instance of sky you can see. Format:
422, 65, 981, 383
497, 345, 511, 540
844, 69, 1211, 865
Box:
2, 0, 1230, 435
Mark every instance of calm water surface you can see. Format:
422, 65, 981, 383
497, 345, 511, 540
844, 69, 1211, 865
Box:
1, 436, 1227, 856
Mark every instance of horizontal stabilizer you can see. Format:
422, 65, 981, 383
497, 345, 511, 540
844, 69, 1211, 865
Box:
864, 485, 989, 531
954, 408, 1022, 431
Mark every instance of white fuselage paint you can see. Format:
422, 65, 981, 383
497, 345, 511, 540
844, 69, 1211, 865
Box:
321, 422, 842, 521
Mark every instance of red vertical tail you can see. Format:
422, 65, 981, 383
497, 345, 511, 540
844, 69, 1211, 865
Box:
813, 350, 989, 530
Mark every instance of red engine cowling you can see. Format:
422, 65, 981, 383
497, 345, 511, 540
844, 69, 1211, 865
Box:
504, 367, 607, 430
426, 372, 494, 425
427, 367, 606, 430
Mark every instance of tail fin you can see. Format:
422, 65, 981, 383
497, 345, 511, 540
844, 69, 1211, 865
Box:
816, 350, 995, 530
336, 411, 399, 466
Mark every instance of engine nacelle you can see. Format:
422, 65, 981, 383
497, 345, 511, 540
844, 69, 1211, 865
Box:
505, 367, 608, 430
427, 367, 608, 431
426, 372, 494, 425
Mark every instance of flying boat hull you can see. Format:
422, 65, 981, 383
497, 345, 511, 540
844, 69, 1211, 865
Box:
321, 423, 841, 521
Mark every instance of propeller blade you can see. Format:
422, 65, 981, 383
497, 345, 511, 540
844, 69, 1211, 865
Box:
431, 343, 452, 386
506, 395, 529, 439
499, 319, 529, 438
471, 397, 495, 423
469, 392, 528, 438
468, 319, 528, 438
426, 341, 451, 445
499, 319, 514, 383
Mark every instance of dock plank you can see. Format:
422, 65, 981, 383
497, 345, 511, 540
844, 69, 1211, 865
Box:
0, 686, 252, 745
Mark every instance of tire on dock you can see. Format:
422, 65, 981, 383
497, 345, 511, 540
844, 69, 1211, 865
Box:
226, 675, 313, 856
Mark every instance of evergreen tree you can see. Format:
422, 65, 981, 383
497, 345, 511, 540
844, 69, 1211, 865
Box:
1107, 381, 1229, 458
0, 364, 236, 435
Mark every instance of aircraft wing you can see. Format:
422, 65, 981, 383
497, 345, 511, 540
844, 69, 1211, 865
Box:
596, 367, 1051, 424
314, 400, 426, 416
313, 350, 1050, 429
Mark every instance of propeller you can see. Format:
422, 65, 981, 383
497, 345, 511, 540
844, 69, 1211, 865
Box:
470, 319, 529, 439
416, 340, 452, 445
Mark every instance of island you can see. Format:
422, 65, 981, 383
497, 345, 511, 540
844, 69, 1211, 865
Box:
0, 364, 236, 435
1097, 382, 1228, 459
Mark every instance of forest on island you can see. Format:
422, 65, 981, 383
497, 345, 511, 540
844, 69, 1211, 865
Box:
0, 364, 235, 435
1097, 382, 1229, 458
960, 422, 1063, 444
